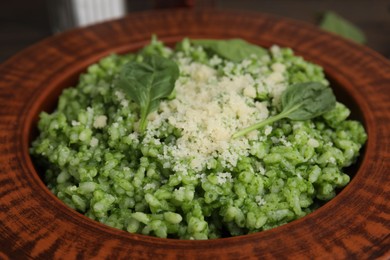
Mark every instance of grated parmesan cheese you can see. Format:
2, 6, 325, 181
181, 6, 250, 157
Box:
148, 61, 269, 172
255, 196, 266, 206
115, 90, 125, 100
90, 137, 99, 147
93, 115, 107, 128
216, 172, 232, 185
264, 125, 273, 136
143, 183, 156, 190
71, 120, 80, 126
308, 138, 320, 148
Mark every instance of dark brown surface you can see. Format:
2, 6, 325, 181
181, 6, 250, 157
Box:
0, 0, 390, 62
0, 9, 390, 259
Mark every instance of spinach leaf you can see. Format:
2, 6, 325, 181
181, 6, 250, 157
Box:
320, 11, 366, 44
191, 39, 267, 62
114, 54, 179, 133
232, 82, 336, 138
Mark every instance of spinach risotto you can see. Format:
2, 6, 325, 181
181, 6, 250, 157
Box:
30, 37, 367, 239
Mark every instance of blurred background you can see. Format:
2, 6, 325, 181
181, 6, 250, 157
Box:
0, 0, 389, 62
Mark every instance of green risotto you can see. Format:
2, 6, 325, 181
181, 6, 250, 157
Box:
31, 37, 367, 239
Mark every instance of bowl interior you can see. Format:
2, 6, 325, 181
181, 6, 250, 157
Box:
26, 43, 367, 202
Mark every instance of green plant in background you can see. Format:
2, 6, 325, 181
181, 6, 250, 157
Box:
320, 11, 366, 44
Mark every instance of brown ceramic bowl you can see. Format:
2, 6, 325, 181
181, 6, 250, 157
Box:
0, 9, 389, 259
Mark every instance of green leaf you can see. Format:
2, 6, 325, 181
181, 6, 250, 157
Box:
114, 54, 179, 133
320, 11, 366, 44
281, 82, 336, 120
232, 82, 336, 138
191, 39, 267, 62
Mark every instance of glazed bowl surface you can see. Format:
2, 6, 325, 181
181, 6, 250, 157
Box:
0, 9, 389, 259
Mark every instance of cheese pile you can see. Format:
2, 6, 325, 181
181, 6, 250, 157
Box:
141, 57, 287, 174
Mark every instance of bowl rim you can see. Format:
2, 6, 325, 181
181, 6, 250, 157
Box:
0, 8, 389, 259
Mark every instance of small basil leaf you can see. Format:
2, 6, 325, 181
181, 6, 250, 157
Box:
114, 54, 179, 133
232, 82, 336, 139
191, 39, 267, 62
320, 11, 366, 44
282, 82, 336, 120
